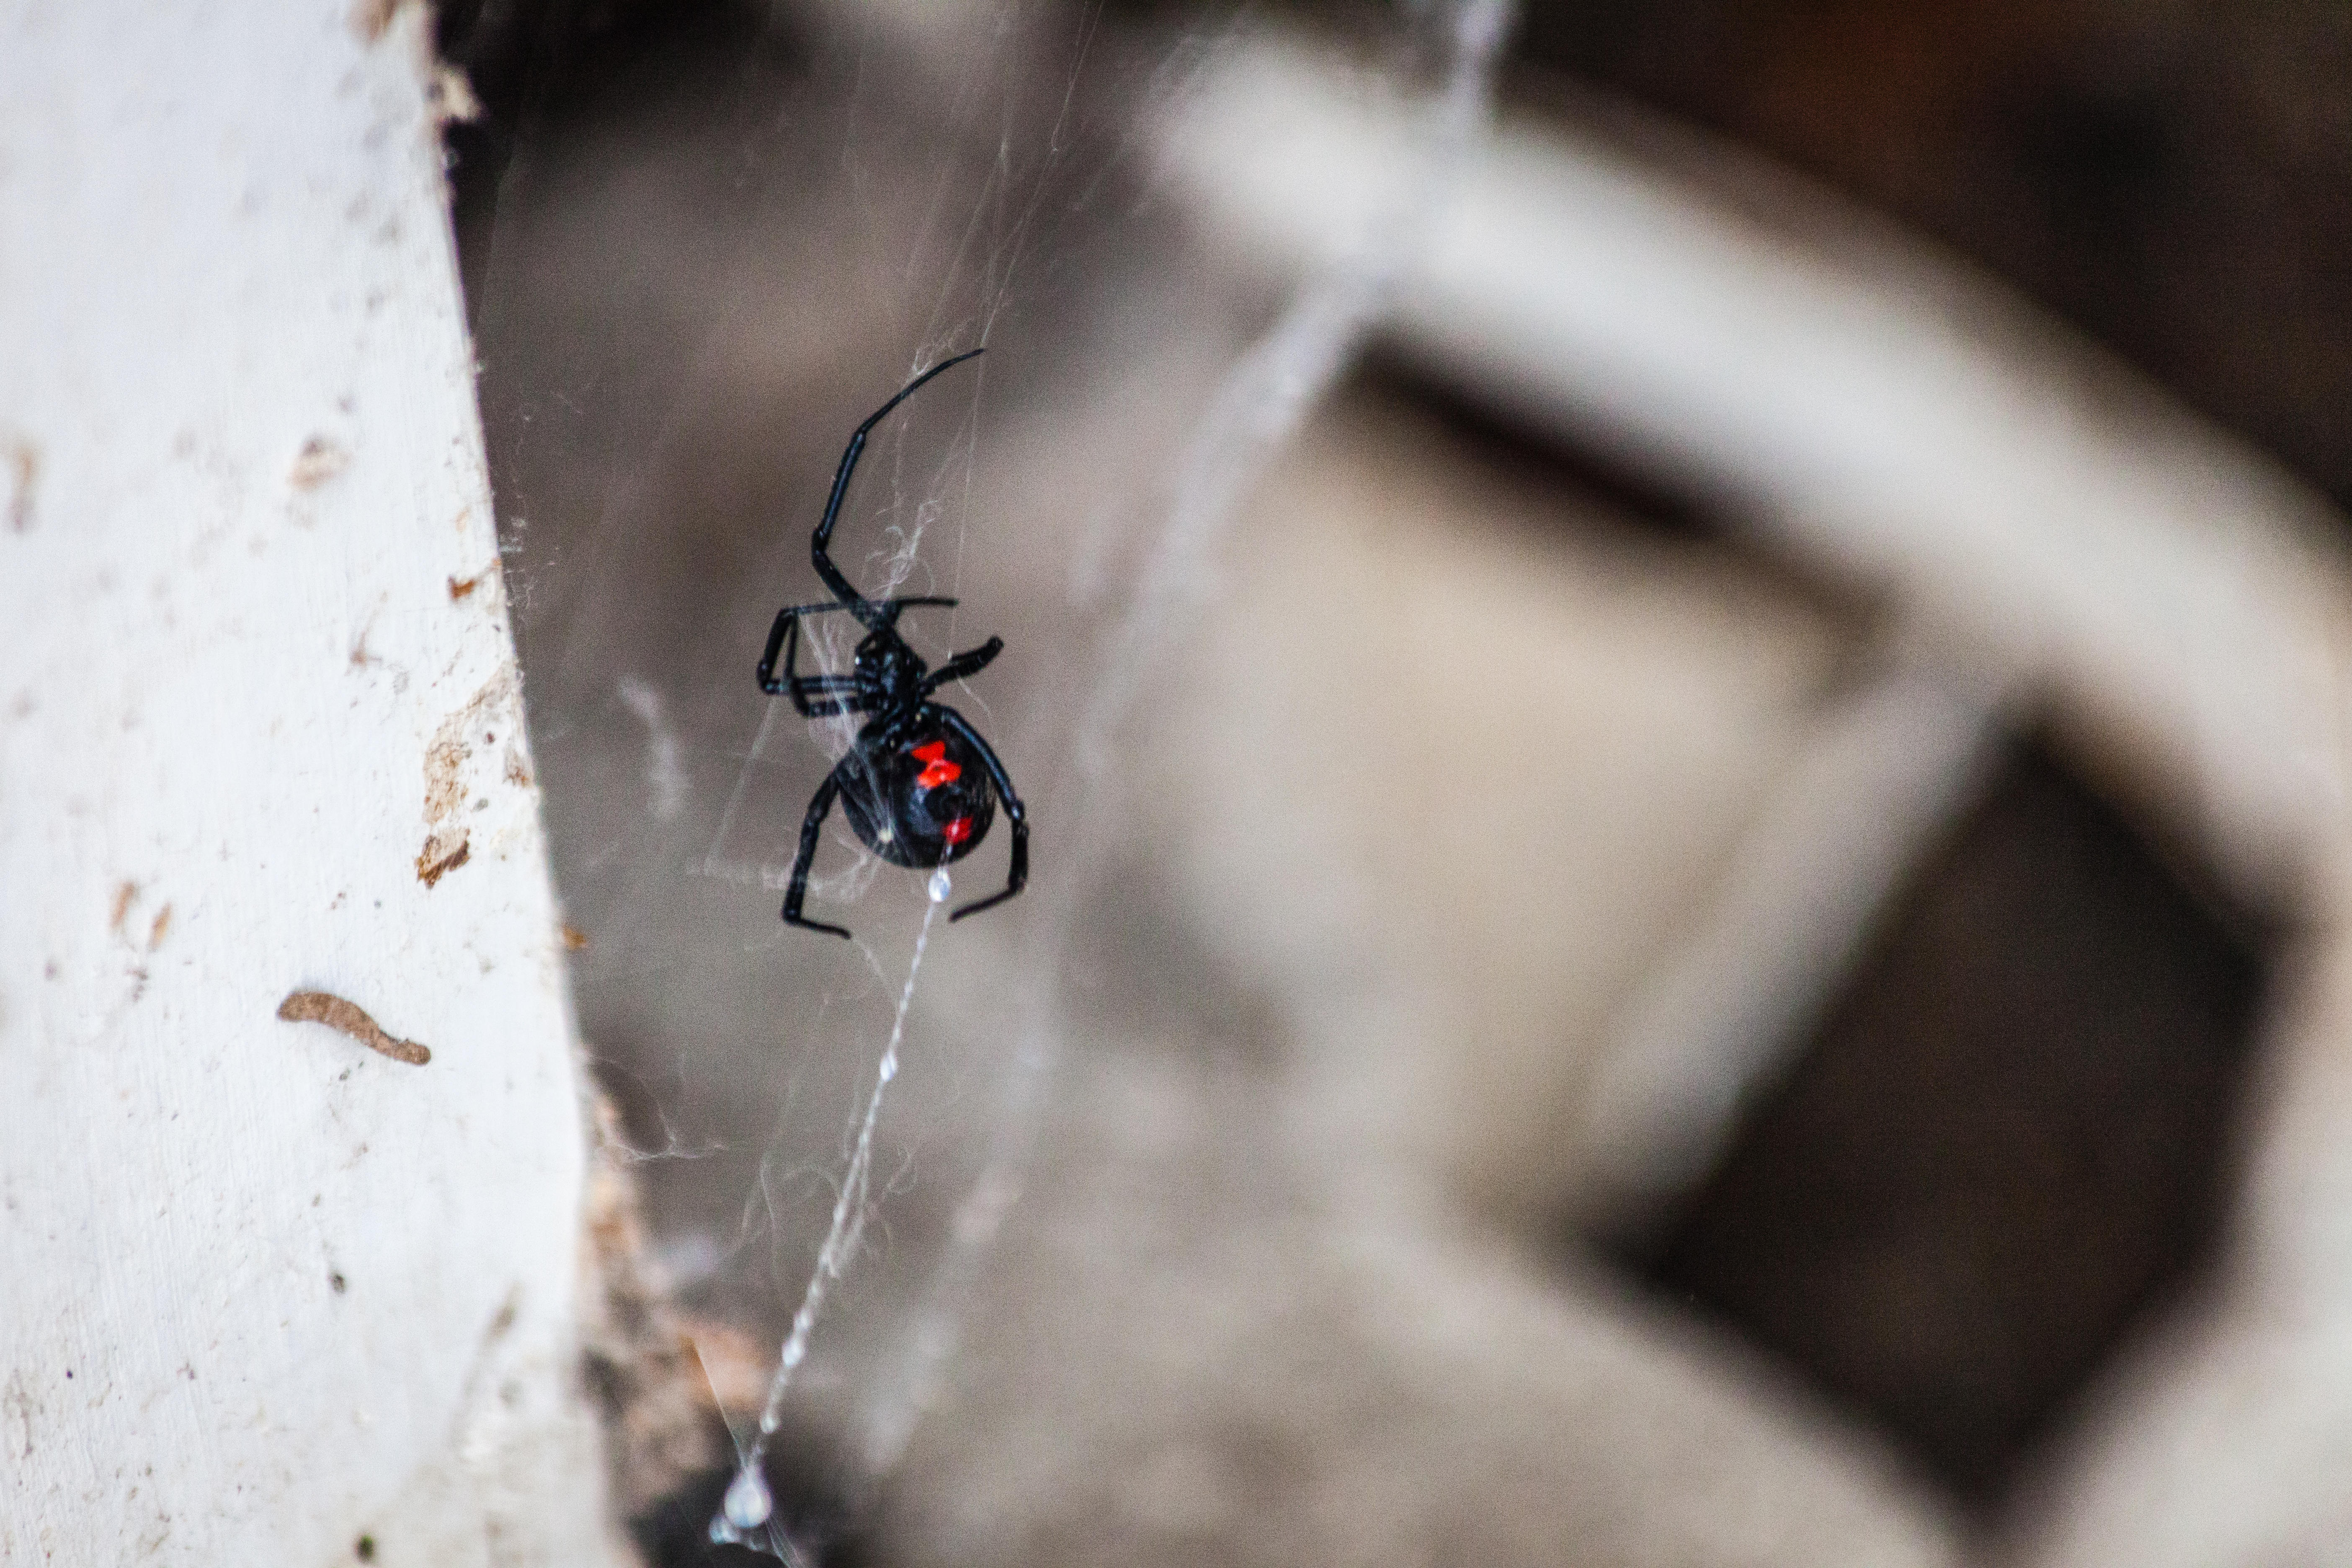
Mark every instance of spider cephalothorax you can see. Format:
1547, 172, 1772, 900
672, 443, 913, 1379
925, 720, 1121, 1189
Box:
847, 618, 926, 700
756, 349, 1026, 939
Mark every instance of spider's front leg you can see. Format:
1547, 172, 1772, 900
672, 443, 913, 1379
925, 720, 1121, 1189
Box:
810, 348, 985, 627
782, 764, 854, 939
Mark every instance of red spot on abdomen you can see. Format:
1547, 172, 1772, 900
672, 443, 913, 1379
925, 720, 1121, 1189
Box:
911, 740, 962, 790
941, 816, 973, 845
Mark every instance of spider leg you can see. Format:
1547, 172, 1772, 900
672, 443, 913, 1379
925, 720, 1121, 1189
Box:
756, 603, 815, 695
918, 636, 1003, 694
811, 349, 985, 629
933, 705, 1026, 922
792, 692, 878, 719
759, 597, 963, 696
770, 596, 959, 623
758, 606, 882, 717
782, 763, 855, 939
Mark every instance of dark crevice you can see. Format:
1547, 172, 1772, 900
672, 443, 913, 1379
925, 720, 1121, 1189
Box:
1516, 0, 2352, 521
632, 1420, 874, 1568
1618, 737, 2272, 1501
1361, 355, 1722, 544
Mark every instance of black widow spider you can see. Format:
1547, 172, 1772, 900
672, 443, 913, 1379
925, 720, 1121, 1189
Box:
757, 348, 1026, 938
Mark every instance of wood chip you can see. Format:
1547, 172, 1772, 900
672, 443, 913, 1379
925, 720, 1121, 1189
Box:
276, 990, 431, 1065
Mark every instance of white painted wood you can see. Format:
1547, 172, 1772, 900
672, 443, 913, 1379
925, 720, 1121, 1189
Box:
0, 5, 630, 1564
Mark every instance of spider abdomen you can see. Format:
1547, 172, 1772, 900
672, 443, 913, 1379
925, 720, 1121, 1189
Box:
839, 718, 996, 869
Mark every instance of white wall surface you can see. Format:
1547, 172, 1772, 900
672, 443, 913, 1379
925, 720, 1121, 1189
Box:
0, 4, 629, 1563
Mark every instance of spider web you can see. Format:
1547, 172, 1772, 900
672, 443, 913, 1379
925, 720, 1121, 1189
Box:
454, 0, 1511, 1554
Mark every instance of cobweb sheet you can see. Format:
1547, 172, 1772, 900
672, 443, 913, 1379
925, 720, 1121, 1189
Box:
454, 0, 1511, 1550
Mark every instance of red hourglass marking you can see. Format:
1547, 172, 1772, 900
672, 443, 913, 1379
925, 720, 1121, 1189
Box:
910, 740, 962, 790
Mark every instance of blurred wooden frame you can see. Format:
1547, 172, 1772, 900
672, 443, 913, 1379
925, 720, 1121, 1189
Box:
1163, 36, 2352, 1568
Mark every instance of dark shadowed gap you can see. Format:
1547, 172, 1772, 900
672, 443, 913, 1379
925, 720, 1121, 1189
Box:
631, 1423, 873, 1568
1361, 355, 1720, 542
1513, 0, 2352, 521
1361, 361, 1888, 649
438, 0, 810, 343
1621, 736, 2271, 1502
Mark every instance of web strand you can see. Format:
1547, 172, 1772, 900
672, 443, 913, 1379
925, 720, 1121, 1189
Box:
859, 0, 1518, 1482
710, 864, 955, 1557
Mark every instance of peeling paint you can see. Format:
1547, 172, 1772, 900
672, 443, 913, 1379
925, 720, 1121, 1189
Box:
415, 668, 520, 886
348, 0, 399, 43
5, 438, 36, 532
423, 734, 468, 825
415, 830, 469, 887
289, 435, 350, 490
426, 64, 480, 126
